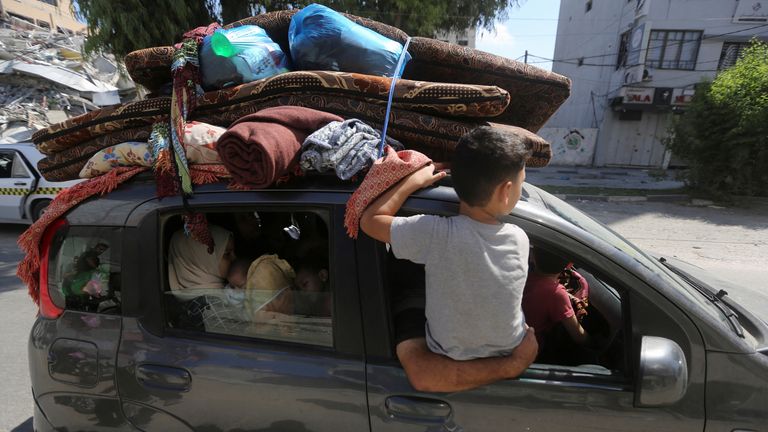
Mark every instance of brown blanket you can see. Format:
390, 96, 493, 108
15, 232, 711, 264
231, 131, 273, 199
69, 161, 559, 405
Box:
218, 106, 343, 188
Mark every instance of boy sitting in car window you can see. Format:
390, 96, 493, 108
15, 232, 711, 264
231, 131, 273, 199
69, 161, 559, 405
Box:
361, 126, 538, 391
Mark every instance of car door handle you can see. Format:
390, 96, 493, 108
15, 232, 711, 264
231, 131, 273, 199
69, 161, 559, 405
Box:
385, 396, 452, 424
14, 181, 27, 186
136, 364, 191, 392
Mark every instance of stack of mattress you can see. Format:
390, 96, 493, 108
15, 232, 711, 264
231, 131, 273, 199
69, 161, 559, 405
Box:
33, 9, 571, 182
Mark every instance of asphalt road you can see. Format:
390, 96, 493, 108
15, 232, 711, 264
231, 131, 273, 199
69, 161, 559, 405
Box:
0, 199, 766, 431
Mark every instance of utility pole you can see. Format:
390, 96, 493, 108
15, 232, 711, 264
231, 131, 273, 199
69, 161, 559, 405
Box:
524, 50, 528, 64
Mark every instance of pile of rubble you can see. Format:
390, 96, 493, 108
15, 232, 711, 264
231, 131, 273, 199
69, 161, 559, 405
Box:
0, 17, 136, 143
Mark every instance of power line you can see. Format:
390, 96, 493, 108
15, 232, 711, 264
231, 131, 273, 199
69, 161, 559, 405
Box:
540, 23, 768, 64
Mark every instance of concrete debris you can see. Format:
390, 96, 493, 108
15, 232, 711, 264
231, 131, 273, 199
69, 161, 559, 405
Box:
0, 16, 137, 143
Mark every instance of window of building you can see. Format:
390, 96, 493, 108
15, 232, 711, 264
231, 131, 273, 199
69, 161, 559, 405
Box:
163, 209, 333, 347
47, 227, 123, 314
645, 30, 702, 70
36, 20, 51, 30
618, 109, 643, 121
616, 30, 630, 69
586, 0, 593, 13
718, 42, 752, 70
457, 40, 469, 46
38, 0, 59, 6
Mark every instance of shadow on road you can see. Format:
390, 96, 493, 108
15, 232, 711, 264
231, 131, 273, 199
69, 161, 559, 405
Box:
11, 417, 32, 432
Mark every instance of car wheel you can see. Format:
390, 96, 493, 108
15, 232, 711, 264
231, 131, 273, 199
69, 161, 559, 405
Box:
31, 199, 51, 222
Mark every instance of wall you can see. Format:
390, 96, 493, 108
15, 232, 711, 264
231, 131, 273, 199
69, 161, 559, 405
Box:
538, 127, 598, 166
1, 0, 85, 33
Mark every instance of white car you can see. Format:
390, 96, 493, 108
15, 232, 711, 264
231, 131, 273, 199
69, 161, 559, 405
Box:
0, 142, 81, 223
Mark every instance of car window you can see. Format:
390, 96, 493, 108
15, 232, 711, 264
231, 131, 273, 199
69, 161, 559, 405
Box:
11, 153, 31, 178
163, 209, 333, 348
47, 227, 122, 315
383, 210, 627, 378
523, 182, 732, 329
0, 151, 13, 178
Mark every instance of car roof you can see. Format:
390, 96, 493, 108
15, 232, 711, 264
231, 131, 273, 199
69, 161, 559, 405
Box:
64, 172, 564, 230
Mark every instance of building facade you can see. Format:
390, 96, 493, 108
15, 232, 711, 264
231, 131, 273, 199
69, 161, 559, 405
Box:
545, 0, 768, 167
0, 0, 84, 33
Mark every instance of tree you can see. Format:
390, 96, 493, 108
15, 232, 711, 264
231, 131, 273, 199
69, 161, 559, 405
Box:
76, 0, 522, 58
667, 40, 768, 198
76, 0, 218, 58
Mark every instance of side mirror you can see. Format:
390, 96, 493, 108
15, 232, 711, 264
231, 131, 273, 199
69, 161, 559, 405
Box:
636, 336, 688, 407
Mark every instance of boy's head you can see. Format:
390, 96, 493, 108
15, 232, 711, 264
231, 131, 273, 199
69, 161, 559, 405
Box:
452, 126, 532, 215
294, 256, 329, 293
532, 247, 569, 275
227, 258, 251, 289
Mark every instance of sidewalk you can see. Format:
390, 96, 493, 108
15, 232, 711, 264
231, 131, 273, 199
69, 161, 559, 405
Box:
526, 165, 695, 203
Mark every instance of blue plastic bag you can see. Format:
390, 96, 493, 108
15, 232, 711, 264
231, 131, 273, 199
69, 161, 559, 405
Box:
199, 25, 290, 90
288, 3, 411, 77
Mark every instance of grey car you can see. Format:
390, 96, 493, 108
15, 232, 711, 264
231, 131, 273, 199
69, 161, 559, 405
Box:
28, 174, 768, 431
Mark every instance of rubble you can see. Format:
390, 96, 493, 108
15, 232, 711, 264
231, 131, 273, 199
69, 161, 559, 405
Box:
0, 16, 137, 143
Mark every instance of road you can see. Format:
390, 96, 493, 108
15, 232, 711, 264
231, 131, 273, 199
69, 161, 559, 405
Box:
0, 199, 766, 431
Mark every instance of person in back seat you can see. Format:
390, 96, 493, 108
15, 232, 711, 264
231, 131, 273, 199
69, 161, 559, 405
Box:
168, 225, 236, 291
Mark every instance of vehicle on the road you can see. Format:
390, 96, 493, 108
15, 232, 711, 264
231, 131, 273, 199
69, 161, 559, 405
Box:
0, 143, 80, 223
28, 174, 768, 431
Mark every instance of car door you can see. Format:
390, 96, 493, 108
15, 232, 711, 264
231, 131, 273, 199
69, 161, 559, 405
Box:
116, 191, 370, 431
359, 198, 706, 432
0, 150, 35, 219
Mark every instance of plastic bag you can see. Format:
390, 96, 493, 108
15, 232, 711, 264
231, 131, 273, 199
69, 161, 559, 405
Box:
288, 3, 411, 77
199, 25, 290, 90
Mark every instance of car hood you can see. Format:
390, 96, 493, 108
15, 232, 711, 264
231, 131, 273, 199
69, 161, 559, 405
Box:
656, 255, 768, 353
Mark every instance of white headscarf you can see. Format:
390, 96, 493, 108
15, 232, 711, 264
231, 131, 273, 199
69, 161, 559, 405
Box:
168, 225, 233, 291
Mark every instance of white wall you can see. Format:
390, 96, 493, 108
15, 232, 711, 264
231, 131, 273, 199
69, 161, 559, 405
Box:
538, 127, 598, 166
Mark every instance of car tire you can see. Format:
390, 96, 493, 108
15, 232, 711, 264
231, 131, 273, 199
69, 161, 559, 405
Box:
31, 199, 51, 222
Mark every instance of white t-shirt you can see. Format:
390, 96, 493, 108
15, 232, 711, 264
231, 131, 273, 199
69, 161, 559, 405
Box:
390, 214, 529, 360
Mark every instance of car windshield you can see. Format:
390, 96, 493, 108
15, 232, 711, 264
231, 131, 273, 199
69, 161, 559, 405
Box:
523, 183, 732, 328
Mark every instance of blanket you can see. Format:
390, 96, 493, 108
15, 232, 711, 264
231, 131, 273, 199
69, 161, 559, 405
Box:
300, 118, 402, 180
217, 106, 342, 188
344, 147, 432, 239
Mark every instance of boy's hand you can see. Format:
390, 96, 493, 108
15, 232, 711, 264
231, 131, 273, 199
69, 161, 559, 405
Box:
403, 164, 447, 191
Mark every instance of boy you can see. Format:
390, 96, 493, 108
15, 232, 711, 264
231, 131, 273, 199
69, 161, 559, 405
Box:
522, 247, 589, 359
361, 126, 534, 364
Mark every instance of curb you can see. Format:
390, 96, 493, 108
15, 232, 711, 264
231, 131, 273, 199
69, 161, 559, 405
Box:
556, 194, 691, 203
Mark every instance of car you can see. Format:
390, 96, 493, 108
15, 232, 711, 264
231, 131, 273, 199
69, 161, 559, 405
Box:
27, 173, 768, 431
0, 143, 81, 223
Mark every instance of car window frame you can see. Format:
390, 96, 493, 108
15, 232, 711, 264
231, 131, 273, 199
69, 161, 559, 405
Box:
359, 195, 639, 389
128, 190, 365, 357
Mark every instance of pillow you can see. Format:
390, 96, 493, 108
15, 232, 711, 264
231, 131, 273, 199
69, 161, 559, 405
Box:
78, 142, 154, 179
184, 121, 225, 164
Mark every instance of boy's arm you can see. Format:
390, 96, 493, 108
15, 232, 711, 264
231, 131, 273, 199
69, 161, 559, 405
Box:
562, 315, 590, 345
360, 164, 446, 243
396, 328, 538, 393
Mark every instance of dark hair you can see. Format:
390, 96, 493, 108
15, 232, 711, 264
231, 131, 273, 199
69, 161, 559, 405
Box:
451, 126, 532, 206
532, 247, 569, 275
228, 258, 251, 278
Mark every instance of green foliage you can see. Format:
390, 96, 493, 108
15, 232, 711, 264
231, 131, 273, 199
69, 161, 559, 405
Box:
76, 0, 218, 58
76, 0, 520, 59
668, 40, 768, 197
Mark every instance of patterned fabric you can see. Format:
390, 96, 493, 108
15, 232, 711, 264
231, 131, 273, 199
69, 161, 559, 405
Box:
488, 123, 553, 169
37, 126, 152, 181
79, 142, 154, 178
344, 147, 432, 239
124, 46, 176, 93
195, 93, 485, 163
33, 71, 499, 158
32, 97, 170, 154
197, 71, 510, 119
184, 121, 224, 164
405, 37, 571, 131
300, 118, 402, 180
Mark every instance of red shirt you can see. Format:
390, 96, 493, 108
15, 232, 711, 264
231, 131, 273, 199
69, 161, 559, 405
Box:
522, 272, 575, 346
